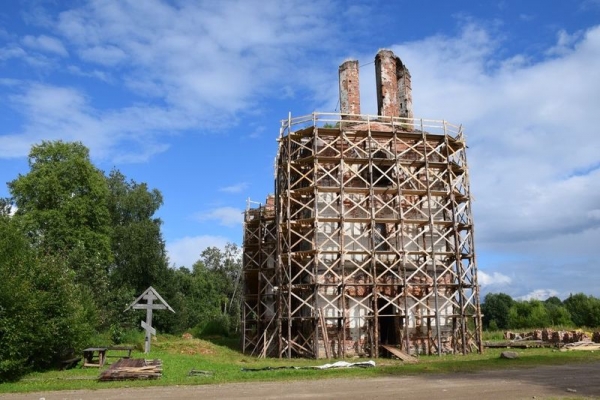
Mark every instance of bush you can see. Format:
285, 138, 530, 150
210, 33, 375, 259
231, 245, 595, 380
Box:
488, 320, 499, 331
196, 315, 231, 337
0, 218, 93, 382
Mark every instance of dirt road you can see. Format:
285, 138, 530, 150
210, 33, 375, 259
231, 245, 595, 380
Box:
2, 362, 600, 400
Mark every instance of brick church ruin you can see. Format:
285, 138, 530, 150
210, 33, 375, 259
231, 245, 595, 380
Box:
242, 49, 482, 358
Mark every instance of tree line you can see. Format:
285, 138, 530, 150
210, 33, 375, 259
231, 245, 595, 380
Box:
0, 141, 241, 381
482, 292, 600, 331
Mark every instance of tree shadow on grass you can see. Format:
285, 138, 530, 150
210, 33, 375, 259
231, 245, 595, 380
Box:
200, 335, 241, 352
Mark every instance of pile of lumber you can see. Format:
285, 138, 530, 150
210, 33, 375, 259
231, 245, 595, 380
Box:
484, 340, 548, 349
99, 358, 162, 381
560, 341, 600, 352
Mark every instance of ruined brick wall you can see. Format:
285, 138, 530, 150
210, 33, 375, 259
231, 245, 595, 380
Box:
375, 49, 413, 119
397, 62, 413, 119
375, 49, 400, 117
339, 60, 361, 116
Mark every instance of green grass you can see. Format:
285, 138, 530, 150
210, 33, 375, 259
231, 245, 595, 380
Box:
2, 335, 600, 394
482, 329, 506, 341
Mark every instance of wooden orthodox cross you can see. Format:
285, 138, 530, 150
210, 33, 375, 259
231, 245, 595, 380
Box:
125, 286, 175, 353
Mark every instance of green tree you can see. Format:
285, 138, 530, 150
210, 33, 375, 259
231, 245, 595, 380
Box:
544, 296, 562, 307
168, 263, 226, 334
481, 293, 514, 330
0, 216, 92, 382
153, 244, 242, 335
8, 141, 112, 304
507, 299, 551, 329
201, 244, 242, 313
564, 293, 600, 327
106, 169, 168, 293
543, 297, 573, 327
546, 304, 573, 327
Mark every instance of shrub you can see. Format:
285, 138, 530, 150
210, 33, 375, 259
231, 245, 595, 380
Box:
0, 218, 92, 381
197, 314, 231, 337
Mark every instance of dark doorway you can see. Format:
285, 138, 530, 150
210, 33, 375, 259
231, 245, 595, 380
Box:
377, 298, 399, 345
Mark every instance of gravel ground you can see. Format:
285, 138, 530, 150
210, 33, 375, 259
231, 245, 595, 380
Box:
2, 361, 599, 400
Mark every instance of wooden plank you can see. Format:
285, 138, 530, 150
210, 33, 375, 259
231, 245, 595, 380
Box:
319, 308, 331, 359
107, 346, 134, 359
132, 303, 167, 310
381, 345, 418, 363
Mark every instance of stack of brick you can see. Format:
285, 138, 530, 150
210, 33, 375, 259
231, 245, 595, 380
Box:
505, 329, 592, 344
563, 331, 575, 343
551, 331, 562, 343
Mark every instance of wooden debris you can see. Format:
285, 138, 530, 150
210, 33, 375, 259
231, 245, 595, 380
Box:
484, 340, 551, 349
560, 341, 600, 352
188, 369, 213, 377
381, 345, 418, 363
98, 358, 162, 381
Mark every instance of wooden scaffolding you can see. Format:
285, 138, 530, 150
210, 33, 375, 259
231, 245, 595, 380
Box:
243, 112, 482, 358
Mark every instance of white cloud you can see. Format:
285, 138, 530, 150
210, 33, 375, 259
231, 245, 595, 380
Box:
219, 183, 249, 194
21, 34, 68, 56
0, 45, 51, 68
166, 235, 230, 268
546, 29, 584, 56
1, 0, 339, 163
374, 24, 600, 247
0, 82, 192, 160
54, 0, 336, 113
194, 207, 244, 227
79, 45, 127, 66
478, 270, 512, 287
580, 0, 600, 10
0, 45, 27, 61
518, 289, 559, 301
588, 209, 600, 220
66, 65, 112, 82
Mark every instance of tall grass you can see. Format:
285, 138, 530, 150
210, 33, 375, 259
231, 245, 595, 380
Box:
482, 330, 505, 341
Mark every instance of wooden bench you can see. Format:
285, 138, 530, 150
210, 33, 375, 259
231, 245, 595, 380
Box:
107, 346, 135, 360
82, 347, 107, 368
58, 348, 81, 370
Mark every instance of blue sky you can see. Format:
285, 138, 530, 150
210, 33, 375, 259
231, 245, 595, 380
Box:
1, 0, 599, 300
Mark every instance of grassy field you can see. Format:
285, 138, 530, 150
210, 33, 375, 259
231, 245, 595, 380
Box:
2, 334, 600, 394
